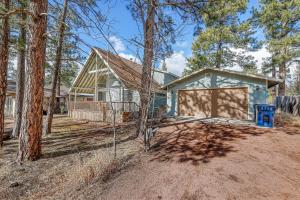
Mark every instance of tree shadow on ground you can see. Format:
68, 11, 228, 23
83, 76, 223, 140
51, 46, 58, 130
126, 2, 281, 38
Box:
149, 121, 298, 166
42, 134, 136, 159
1, 120, 137, 160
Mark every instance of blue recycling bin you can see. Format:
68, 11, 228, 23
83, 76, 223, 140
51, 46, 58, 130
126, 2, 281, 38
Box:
255, 104, 276, 128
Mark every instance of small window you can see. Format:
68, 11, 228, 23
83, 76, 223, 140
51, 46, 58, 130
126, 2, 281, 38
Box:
98, 91, 106, 101
156, 93, 166, 97
124, 90, 132, 102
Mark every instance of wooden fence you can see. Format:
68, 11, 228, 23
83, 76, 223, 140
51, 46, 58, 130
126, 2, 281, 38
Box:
275, 96, 300, 116
68, 101, 139, 122
68, 101, 139, 112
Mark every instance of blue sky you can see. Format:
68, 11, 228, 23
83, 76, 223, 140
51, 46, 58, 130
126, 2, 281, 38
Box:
78, 0, 269, 76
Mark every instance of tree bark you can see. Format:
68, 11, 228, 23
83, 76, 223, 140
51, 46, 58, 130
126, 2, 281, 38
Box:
138, 0, 156, 150
278, 46, 288, 96
44, 0, 68, 135
215, 42, 222, 68
55, 74, 61, 113
278, 62, 286, 96
0, 0, 10, 147
18, 0, 48, 161
56, 72, 60, 97
215, 22, 223, 69
271, 57, 277, 99
12, 1, 26, 138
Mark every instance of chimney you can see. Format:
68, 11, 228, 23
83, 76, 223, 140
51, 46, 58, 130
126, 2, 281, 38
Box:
161, 59, 167, 72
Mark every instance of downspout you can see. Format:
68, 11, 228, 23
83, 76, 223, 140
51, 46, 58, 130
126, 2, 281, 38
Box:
94, 54, 98, 101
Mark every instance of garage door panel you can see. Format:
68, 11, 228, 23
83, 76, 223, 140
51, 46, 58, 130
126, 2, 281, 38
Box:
214, 88, 248, 119
178, 90, 211, 117
178, 87, 248, 120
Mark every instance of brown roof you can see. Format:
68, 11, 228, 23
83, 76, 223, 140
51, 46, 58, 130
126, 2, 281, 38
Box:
94, 48, 162, 93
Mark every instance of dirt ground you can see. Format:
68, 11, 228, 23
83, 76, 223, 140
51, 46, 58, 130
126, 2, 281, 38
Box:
1, 115, 300, 200
98, 118, 300, 200
0, 116, 141, 200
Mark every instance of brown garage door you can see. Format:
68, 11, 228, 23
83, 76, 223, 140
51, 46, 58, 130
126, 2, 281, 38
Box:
178, 87, 248, 120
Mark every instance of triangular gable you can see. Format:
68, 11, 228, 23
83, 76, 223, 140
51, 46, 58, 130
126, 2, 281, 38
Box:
70, 48, 163, 94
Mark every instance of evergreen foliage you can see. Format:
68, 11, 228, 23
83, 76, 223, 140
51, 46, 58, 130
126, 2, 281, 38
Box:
254, 0, 300, 95
186, 0, 257, 74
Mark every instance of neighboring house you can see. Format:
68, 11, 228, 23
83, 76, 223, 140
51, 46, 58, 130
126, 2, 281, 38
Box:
4, 80, 16, 117
163, 67, 282, 120
4, 80, 70, 117
69, 48, 178, 122
44, 85, 70, 113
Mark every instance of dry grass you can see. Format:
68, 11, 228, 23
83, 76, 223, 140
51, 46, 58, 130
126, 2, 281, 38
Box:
0, 116, 141, 200
66, 152, 121, 188
274, 111, 300, 128
29, 150, 136, 200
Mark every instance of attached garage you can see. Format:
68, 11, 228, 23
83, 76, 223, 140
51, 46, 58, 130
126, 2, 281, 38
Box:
178, 87, 248, 120
164, 68, 282, 120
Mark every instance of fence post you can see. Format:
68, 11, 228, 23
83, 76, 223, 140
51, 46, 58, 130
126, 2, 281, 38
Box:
74, 89, 77, 111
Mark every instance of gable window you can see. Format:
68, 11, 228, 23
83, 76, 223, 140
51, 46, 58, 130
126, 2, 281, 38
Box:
98, 82, 106, 88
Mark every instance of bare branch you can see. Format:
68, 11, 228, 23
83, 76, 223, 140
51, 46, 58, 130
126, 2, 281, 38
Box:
0, 9, 35, 19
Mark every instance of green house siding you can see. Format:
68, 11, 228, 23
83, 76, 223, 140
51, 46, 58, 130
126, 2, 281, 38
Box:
167, 71, 269, 119
153, 70, 178, 85
151, 70, 178, 111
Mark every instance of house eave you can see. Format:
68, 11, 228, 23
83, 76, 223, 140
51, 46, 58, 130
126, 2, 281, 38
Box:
162, 67, 283, 89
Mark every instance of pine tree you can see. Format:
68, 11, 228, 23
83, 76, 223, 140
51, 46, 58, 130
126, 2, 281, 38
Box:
0, 0, 10, 146
255, 0, 300, 96
44, 0, 87, 89
129, 0, 156, 149
287, 64, 300, 95
18, 0, 48, 161
43, 0, 102, 135
128, 0, 207, 149
12, 0, 27, 138
295, 64, 300, 95
186, 0, 256, 74
44, 0, 68, 135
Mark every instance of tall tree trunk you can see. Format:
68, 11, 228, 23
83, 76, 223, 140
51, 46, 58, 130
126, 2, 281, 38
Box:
44, 0, 68, 135
278, 62, 286, 96
215, 42, 222, 68
18, 0, 48, 161
278, 47, 287, 96
271, 58, 277, 99
56, 72, 60, 97
138, 0, 155, 150
0, 0, 10, 147
12, 2, 26, 138
55, 73, 61, 113
215, 23, 223, 69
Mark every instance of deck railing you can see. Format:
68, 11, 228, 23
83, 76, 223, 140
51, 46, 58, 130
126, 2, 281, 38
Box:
68, 101, 139, 112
